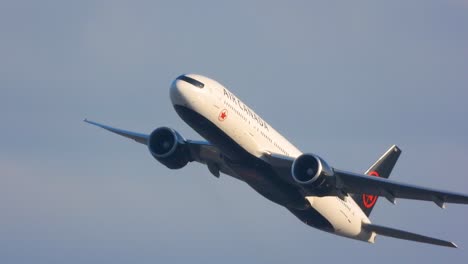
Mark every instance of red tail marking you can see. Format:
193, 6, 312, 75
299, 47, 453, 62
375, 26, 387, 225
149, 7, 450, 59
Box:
362, 171, 380, 208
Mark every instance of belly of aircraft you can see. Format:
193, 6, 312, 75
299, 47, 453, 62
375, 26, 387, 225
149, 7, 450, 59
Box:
173, 105, 308, 209
174, 104, 373, 242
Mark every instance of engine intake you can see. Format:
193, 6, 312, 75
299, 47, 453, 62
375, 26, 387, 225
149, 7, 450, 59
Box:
148, 127, 190, 169
291, 154, 334, 188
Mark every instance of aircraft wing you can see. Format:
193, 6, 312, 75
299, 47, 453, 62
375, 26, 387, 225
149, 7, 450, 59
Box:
84, 119, 149, 144
263, 152, 468, 207
334, 169, 468, 207
84, 119, 239, 179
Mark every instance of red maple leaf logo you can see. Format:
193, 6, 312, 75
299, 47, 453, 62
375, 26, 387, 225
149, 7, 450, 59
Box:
362, 171, 380, 208
218, 109, 228, 121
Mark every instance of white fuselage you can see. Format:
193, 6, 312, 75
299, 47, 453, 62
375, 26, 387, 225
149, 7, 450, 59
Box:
170, 74, 375, 243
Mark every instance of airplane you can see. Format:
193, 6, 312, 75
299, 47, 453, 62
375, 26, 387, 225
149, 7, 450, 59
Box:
85, 74, 468, 248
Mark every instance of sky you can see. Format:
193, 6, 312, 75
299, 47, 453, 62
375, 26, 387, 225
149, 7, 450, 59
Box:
1, 0, 468, 263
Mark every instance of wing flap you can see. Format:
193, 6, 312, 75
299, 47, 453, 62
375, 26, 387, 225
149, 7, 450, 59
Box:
363, 223, 457, 248
185, 140, 239, 179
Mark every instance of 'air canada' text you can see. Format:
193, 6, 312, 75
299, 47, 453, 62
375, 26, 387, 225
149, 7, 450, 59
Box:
223, 88, 269, 131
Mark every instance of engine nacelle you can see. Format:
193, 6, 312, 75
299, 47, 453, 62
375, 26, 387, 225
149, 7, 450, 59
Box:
291, 153, 334, 189
148, 127, 190, 170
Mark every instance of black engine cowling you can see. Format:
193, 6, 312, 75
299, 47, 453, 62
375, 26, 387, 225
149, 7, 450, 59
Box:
291, 153, 334, 189
148, 127, 190, 169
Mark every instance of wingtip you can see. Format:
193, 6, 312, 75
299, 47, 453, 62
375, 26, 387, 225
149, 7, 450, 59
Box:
391, 144, 401, 153
84, 119, 96, 125
84, 119, 99, 127
450, 242, 458, 248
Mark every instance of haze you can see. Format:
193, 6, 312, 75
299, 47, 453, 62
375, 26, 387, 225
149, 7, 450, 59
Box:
1, 1, 468, 263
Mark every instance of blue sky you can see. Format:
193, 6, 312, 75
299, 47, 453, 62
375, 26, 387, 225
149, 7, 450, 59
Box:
1, 0, 468, 263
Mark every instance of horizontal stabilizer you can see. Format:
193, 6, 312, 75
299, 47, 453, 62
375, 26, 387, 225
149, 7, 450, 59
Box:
362, 223, 457, 248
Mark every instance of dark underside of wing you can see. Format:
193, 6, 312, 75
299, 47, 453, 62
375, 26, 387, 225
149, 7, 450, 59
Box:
262, 152, 468, 207
84, 119, 239, 178
334, 169, 468, 207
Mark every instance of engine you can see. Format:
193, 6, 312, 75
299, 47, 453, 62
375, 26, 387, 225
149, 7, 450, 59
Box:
148, 127, 191, 169
291, 153, 334, 190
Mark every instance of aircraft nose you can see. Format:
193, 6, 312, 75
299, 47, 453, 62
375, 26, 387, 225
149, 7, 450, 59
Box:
170, 74, 207, 107
170, 77, 189, 106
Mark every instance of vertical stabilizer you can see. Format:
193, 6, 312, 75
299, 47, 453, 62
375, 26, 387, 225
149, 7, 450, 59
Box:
352, 145, 401, 216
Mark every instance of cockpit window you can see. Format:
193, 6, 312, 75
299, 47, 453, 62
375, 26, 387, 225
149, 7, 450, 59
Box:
176, 75, 204, 88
